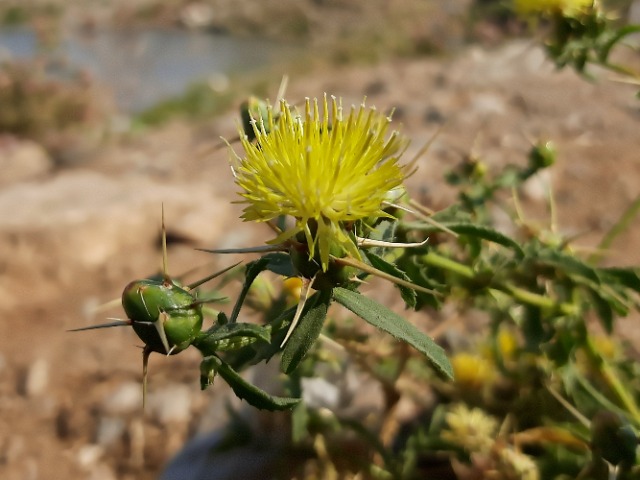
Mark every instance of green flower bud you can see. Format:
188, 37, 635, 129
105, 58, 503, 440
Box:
122, 279, 203, 355
528, 141, 556, 171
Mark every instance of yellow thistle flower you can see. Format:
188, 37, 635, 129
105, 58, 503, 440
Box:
229, 95, 409, 271
514, 0, 594, 17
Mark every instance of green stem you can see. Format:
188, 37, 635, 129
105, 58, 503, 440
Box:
421, 252, 474, 279
421, 252, 578, 315
496, 284, 578, 316
589, 193, 640, 265
583, 336, 640, 425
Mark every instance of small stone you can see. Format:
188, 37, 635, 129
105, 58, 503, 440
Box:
147, 384, 193, 424
95, 417, 127, 447
76, 444, 105, 469
302, 377, 340, 410
23, 358, 49, 397
101, 382, 142, 415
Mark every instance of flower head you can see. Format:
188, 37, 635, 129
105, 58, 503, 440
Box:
229, 95, 409, 271
441, 403, 498, 454
514, 0, 594, 17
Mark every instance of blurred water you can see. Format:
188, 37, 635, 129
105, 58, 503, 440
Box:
0, 27, 300, 112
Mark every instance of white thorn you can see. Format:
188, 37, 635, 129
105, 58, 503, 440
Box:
356, 236, 429, 249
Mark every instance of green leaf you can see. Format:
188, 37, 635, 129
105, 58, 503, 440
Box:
365, 219, 398, 257
449, 224, 523, 256
600, 267, 640, 293
396, 255, 442, 310
262, 252, 296, 277
291, 402, 310, 444
281, 288, 332, 374
365, 251, 417, 309
539, 250, 601, 285
587, 290, 614, 333
201, 355, 300, 411
229, 256, 271, 322
248, 300, 303, 365
193, 323, 271, 353
333, 287, 453, 379
402, 222, 524, 256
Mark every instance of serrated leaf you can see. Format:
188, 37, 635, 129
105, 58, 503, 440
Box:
201, 355, 300, 411
369, 219, 397, 243
194, 323, 271, 352
449, 224, 524, 255
600, 267, 640, 293
365, 251, 417, 308
403, 222, 524, 256
333, 287, 453, 379
366, 219, 398, 257
281, 288, 331, 374
540, 250, 601, 285
430, 204, 473, 224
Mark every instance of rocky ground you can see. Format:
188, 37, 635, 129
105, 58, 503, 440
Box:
1, 16, 640, 480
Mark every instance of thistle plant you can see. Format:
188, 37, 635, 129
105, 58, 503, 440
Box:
73, 81, 640, 476
513, 0, 640, 84
208, 95, 452, 383
74, 95, 453, 413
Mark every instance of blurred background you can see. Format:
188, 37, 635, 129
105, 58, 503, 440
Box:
1, 1, 639, 479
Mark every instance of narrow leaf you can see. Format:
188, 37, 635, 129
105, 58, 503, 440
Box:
587, 290, 614, 334
229, 256, 271, 323
262, 252, 296, 277
600, 267, 640, 293
193, 323, 271, 353
540, 250, 601, 285
281, 289, 332, 374
402, 222, 524, 256
201, 355, 300, 411
333, 287, 453, 379
365, 251, 417, 308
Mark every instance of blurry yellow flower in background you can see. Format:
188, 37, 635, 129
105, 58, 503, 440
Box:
514, 0, 594, 17
282, 276, 303, 302
229, 95, 409, 271
451, 352, 495, 389
441, 403, 498, 454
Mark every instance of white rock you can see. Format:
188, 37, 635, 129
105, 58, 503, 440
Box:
301, 376, 341, 410
147, 384, 193, 424
24, 358, 49, 397
76, 444, 105, 469
95, 416, 127, 447
101, 381, 142, 415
